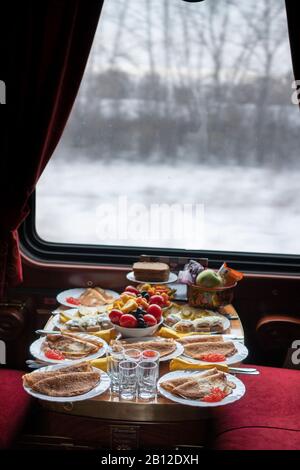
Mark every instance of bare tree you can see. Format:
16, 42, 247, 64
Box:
239, 0, 286, 163
108, 0, 131, 68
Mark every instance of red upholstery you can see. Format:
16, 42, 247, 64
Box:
210, 365, 300, 450
213, 428, 300, 450
0, 370, 32, 448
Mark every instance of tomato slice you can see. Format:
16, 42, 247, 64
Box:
202, 387, 227, 402
66, 296, 80, 305
44, 348, 65, 360
200, 353, 226, 362
143, 350, 157, 358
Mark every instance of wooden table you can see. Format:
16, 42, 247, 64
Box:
19, 304, 244, 450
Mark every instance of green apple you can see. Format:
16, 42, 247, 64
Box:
195, 269, 223, 288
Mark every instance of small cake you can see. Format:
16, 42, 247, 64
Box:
164, 313, 181, 328
193, 316, 224, 333
174, 320, 194, 333
133, 261, 170, 282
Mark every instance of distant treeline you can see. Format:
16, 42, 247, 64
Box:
62, 69, 298, 167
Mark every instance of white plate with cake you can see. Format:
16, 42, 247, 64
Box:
127, 271, 178, 284
127, 261, 178, 284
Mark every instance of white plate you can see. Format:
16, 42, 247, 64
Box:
120, 336, 184, 362
30, 333, 108, 364
163, 311, 230, 334
126, 272, 178, 285
57, 288, 119, 308
23, 364, 110, 402
158, 370, 246, 407
182, 340, 248, 366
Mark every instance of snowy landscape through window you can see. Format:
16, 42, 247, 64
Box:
36, 0, 300, 255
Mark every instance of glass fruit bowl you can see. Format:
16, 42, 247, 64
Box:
187, 282, 237, 309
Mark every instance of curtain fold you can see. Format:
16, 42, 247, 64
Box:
286, 1, 300, 83
0, 0, 103, 298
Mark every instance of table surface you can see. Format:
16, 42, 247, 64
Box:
40, 304, 244, 422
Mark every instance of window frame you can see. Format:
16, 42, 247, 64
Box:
19, 192, 300, 274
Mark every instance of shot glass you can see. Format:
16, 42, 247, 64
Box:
119, 360, 138, 401
106, 346, 124, 394
137, 360, 158, 401
123, 348, 142, 362
141, 350, 160, 378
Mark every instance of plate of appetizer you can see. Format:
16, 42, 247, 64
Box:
111, 337, 184, 362
57, 287, 119, 308
178, 335, 248, 365
22, 362, 110, 402
52, 309, 114, 334
164, 307, 230, 334
158, 368, 245, 407
30, 332, 108, 364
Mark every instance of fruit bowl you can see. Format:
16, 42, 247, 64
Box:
187, 282, 237, 309
113, 318, 163, 338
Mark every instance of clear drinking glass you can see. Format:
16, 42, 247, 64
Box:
137, 360, 158, 401
123, 348, 142, 362
141, 350, 160, 378
106, 346, 124, 393
119, 360, 138, 400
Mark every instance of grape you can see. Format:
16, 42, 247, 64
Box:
141, 291, 150, 300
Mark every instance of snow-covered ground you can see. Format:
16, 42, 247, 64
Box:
36, 155, 300, 255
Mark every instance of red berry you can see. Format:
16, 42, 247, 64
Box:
109, 309, 123, 325
147, 304, 162, 321
124, 285, 139, 295
119, 314, 138, 328
143, 314, 157, 327
149, 295, 164, 306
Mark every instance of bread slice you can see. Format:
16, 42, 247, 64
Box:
133, 262, 170, 281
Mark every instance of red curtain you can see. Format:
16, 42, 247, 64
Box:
0, 0, 103, 298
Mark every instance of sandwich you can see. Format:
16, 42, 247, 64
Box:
78, 287, 115, 307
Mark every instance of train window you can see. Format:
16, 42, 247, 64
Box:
33, 0, 299, 262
